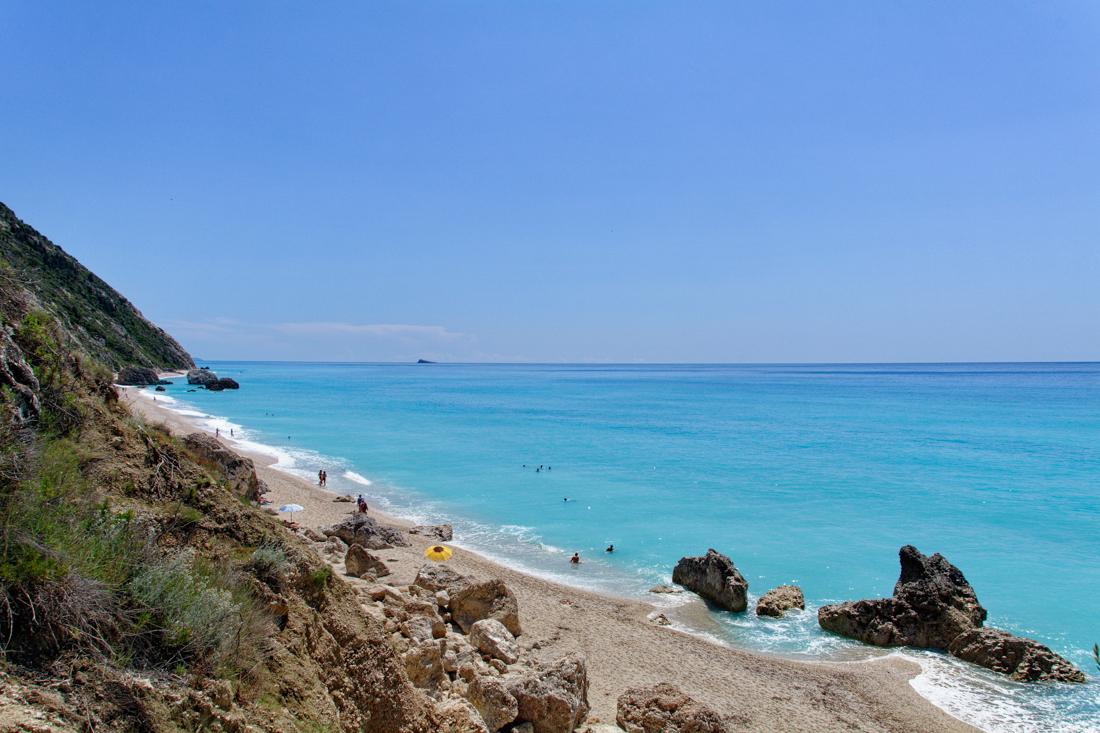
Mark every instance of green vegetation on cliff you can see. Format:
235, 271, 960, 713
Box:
0, 202, 193, 371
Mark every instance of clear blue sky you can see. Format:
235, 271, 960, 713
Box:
2, 2, 1098, 362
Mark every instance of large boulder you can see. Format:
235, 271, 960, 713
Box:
818, 545, 987, 649
948, 628, 1086, 683
344, 544, 390, 579
672, 549, 748, 612
415, 563, 472, 595
468, 618, 519, 664
182, 432, 265, 501
116, 366, 162, 385
206, 377, 239, 391
466, 674, 518, 732
323, 513, 410, 549
450, 579, 521, 636
755, 585, 805, 618
506, 654, 589, 733
616, 683, 727, 733
403, 639, 447, 692
187, 367, 219, 386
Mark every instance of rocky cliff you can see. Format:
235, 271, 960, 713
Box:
0, 202, 193, 371
0, 205, 441, 732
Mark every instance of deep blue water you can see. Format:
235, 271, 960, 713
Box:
145, 361, 1100, 731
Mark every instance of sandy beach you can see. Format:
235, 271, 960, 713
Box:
122, 386, 977, 733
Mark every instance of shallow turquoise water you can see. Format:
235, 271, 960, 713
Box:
147, 362, 1100, 731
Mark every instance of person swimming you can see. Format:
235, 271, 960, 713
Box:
605, 544, 614, 553
570, 552, 581, 564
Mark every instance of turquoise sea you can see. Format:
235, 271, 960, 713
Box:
145, 361, 1099, 732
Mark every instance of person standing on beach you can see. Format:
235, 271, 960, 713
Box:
570, 552, 581, 564
318, 469, 324, 486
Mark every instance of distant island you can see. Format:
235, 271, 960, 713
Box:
416, 358, 436, 364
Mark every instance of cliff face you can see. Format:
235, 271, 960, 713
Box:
0, 202, 193, 371
0, 206, 435, 732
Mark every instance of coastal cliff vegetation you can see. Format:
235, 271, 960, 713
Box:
0, 203, 435, 732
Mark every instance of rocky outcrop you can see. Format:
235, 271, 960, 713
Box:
0, 328, 40, 422
0, 202, 193, 371
506, 654, 589, 733
672, 549, 748, 612
466, 674, 518, 732
450, 580, 521, 636
186, 368, 219, 386
345, 544, 390, 578
616, 683, 727, 733
116, 366, 165, 386
182, 432, 265, 501
947, 628, 1086, 683
435, 698, 491, 733
323, 513, 410, 549
468, 619, 519, 664
410, 523, 454, 542
206, 377, 240, 391
818, 545, 986, 649
756, 585, 805, 618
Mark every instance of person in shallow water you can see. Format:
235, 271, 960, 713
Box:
606, 544, 614, 553
570, 552, 581, 564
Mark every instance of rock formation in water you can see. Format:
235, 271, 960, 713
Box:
818, 545, 986, 648
819, 545, 1084, 683
187, 367, 219, 386
756, 585, 805, 618
672, 549, 749, 612
948, 628, 1087, 683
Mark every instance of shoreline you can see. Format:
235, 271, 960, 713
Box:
121, 385, 978, 732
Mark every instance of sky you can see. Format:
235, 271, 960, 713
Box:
2, 1, 1099, 363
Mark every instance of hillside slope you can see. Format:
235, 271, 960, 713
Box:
0, 202, 193, 371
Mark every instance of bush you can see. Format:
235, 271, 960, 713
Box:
128, 552, 243, 664
249, 544, 288, 578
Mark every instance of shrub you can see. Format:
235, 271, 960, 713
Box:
308, 566, 332, 589
249, 544, 288, 578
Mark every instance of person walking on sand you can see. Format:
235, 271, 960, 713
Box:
322, 470, 328, 487
318, 469, 324, 486
570, 552, 581, 565
357, 494, 368, 513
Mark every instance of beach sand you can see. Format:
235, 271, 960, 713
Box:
122, 388, 977, 733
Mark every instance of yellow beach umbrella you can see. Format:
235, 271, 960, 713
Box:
424, 545, 454, 562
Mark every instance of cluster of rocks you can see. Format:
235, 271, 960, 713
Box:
187, 367, 239, 391
670, 545, 1084, 684
183, 432, 267, 502
316, 528, 591, 733
671, 549, 802, 619
818, 545, 1085, 683
116, 366, 172, 386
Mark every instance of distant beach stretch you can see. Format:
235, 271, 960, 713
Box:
123, 361, 1100, 731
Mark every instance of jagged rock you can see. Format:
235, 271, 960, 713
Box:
345, 544, 390, 579
154, 385, 166, 392
469, 619, 519, 664
506, 653, 589, 733
206, 380, 225, 391
182, 432, 264, 501
303, 527, 325, 543
436, 697, 491, 733
187, 368, 218, 386
616, 682, 727, 733
649, 613, 671, 626
323, 513, 410, 549
334, 495, 353, 503
450, 580, 521, 636
404, 639, 447, 691
324, 536, 349, 556
948, 628, 1086, 683
818, 545, 987, 649
415, 563, 472, 595
116, 366, 161, 385
466, 674, 518, 732
672, 549, 748, 612
410, 523, 454, 541
214, 377, 239, 389
756, 585, 805, 618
